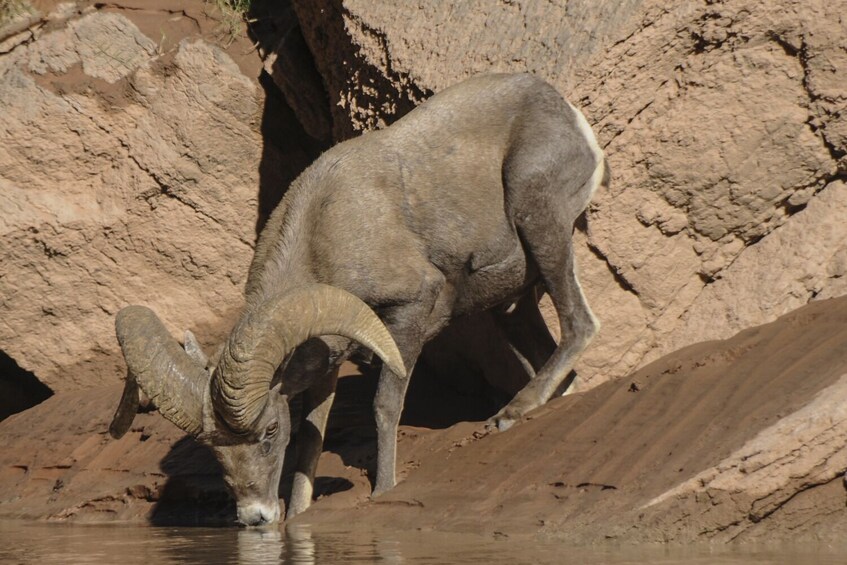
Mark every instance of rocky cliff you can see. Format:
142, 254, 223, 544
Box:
2, 0, 844, 406
0, 0, 316, 401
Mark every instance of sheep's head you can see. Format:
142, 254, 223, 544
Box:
109, 285, 405, 526
199, 384, 292, 527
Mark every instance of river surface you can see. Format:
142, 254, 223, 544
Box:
1, 521, 846, 564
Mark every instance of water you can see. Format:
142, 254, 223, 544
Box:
1, 521, 846, 564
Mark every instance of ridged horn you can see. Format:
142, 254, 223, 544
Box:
109, 370, 140, 439
212, 284, 406, 433
109, 305, 210, 438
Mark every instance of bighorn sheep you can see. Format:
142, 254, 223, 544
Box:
109, 73, 607, 526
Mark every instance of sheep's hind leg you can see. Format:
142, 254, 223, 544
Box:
492, 284, 557, 380
490, 236, 598, 432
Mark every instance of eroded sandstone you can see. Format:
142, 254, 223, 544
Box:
285, 0, 846, 391
0, 1, 314, 393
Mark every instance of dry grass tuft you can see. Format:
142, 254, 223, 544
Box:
209, 0, 251, 45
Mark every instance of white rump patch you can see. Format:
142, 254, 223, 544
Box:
567, 102, 605, 200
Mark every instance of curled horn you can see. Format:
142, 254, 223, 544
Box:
212, 284, 406, 434
109, 370, 140, 438
109, 306, 210, 438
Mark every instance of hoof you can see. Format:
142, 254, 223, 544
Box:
371, 482, 394, 499
496, 417, 516, 432
486, 408, 521, 432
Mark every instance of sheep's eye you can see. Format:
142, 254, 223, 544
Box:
265, 421, 279, 438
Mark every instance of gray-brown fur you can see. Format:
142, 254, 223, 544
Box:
110, 73, 605, 526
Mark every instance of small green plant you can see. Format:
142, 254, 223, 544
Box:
209, 0, 251, 45
219, 0, 252, 13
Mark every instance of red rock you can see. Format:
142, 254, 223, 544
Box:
1, 298, 845, 542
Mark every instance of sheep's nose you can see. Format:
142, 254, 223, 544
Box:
237, 503, 279, 527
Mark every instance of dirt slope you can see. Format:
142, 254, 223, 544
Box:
1, 297, 845, 543
295, 295, 847, 543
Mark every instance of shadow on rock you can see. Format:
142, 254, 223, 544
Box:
243, 0, 331, 238
149, 436, 235, 527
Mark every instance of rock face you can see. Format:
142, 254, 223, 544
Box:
2, 296, 845, 543
289, 0, 847, 391
2, 0, 844, 405
0, 1, 313, 394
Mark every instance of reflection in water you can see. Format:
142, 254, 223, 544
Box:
2, 520, 847, 564
283, 524, 316, 564
374, 535, 404, 565
233, 524, 325, 564
284, 525, 315, 565
280, 524, 404, 564
237, 528, 284, 564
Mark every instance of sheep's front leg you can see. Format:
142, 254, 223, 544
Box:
372, 371, 406, 496
372, 334, 420, 496
371, 270, 447, 496
286, 367, 339, 519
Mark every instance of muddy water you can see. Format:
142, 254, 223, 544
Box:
0, 521, 845, 564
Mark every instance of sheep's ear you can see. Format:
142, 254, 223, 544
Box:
183, 330, 209, 369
